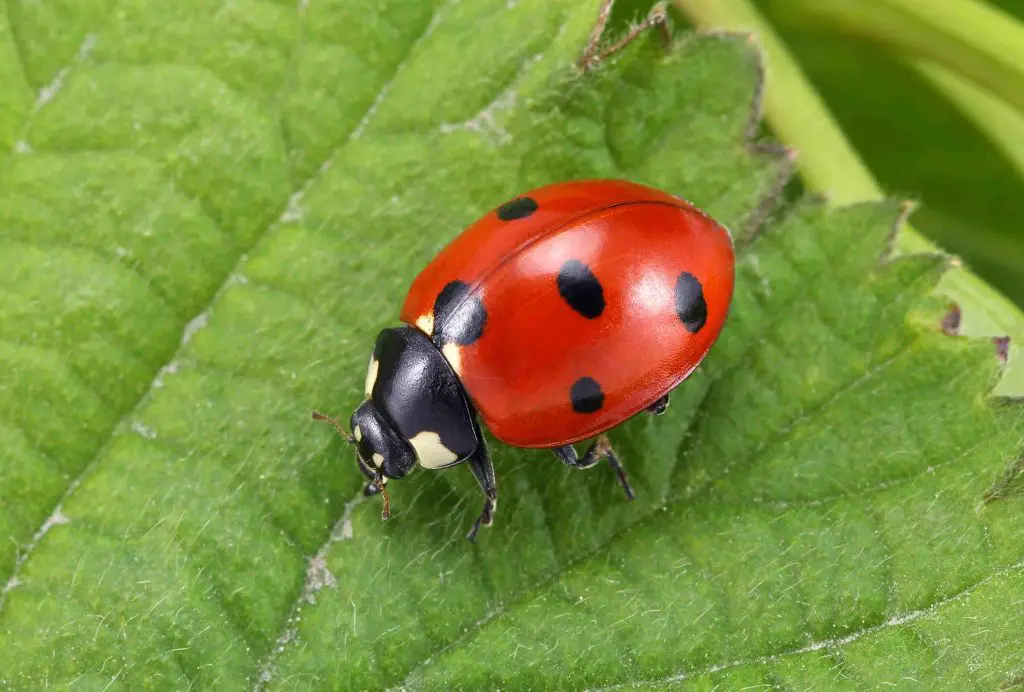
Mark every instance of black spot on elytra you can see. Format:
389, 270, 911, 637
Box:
433, 280, 487, 346
496, 196, 538, 220
557, 259, 605, 319
570, 377, 604, 414
675, 272, 707, 334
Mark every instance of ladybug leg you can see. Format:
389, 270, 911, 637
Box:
552, 436, 636, 500
578, 0, 671, 72
465, 423, 498, 542
646, 394, 670, 415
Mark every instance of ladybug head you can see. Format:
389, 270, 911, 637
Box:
348, 399, 418, 483
311, 402, 417, 521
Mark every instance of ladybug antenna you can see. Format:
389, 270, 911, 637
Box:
311, 410, 356, 445
313, 410, 391, 520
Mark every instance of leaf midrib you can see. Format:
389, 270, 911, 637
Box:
0, 0, 446, 632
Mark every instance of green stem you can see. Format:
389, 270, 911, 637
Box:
677, 0, 885, 208
771, 0, 1024, 118
674, 0, 1024, 396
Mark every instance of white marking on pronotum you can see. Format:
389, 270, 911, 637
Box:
364, 357, 380, 398
353, 425, 362, 442
441, 342, 462, 376
372, 452, 384, 468
409, 430, 458, 469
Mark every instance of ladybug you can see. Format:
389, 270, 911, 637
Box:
314, 179, 735, 540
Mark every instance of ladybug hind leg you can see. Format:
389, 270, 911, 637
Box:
465, 419, 498, 543
552, 436, 636, 500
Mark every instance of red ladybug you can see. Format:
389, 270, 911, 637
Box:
314, 179, 735, 540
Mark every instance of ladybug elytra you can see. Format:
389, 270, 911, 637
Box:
315, 179, 735, 540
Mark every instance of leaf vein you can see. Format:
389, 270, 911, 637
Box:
0, 237, 184, 319
1, 27, 100, 179
736, 435, 989, 508
593, 556, 1024, 690
694, 340, 917, 497
397, 338, 921, 686
8, 145, 244, 249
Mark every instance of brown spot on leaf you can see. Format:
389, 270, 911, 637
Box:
994, 336, 1010, 363
941, 302, 961, 336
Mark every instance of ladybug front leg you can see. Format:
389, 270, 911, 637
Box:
552, 436, 636, 500
465, 423, 498, 542
578, 0, 671, 72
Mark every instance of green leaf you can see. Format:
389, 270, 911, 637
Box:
1, 1, 1021, 689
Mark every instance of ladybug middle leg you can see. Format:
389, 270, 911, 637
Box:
465, 420, 498, 542
578, 0, 672, 72
552, 436, 636, 500
646, 394, 670, 415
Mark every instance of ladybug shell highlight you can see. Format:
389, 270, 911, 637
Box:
400, 179, 735, 448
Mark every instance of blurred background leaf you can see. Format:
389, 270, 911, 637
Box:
754, 0, 1024, 309
611, 0, 1024, 394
